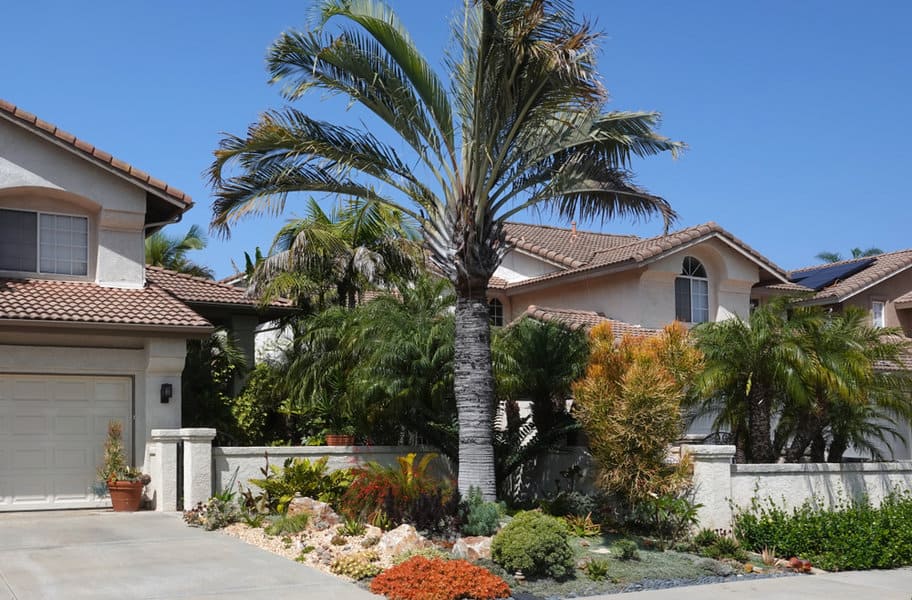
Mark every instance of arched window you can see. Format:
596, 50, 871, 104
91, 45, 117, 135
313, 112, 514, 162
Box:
675, 256, 709, 323
489, 298, 504, 327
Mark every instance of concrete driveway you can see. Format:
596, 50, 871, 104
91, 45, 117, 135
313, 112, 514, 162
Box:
0, 510, 379, 599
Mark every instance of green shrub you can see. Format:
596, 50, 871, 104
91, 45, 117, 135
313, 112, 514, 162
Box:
702, 534, 746, 561
491, 511, 574, 579
563, 513, 601, 537
615, 539, 640, 561
249, 455, 353, 513
264, 513, 310, 536
734, 491, 912, 571
462, 487, 502, 536
541, 490, 597, 518
692, 528, 721, 549
633, 492, 701, 546
585, 558, 611, 581
338, 517, 367, 537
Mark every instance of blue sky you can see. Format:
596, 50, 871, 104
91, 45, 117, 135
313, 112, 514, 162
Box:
3, 1, 910, 278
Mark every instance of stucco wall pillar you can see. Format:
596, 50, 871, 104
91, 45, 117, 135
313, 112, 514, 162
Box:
182, 428, 216, 508
682, 444, 735, 531
148, 429, 182, 511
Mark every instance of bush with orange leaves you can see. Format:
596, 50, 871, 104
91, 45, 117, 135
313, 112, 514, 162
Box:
370, 556, 511, 600
572, 322, 703, 507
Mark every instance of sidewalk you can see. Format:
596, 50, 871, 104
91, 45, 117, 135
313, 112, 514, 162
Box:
593, 568, 912, 600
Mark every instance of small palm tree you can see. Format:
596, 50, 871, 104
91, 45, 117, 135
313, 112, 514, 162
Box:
815, 247, 883, 263
209, 0, 681, 497
145, 224, 213, 278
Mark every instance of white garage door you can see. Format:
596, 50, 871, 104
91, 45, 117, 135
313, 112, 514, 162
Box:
0, 374, 132, 511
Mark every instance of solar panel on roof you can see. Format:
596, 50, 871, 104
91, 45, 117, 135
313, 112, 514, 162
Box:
790, 258, 875, 291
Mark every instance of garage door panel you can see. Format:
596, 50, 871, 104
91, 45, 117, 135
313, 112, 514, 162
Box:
0, 374, 132, 511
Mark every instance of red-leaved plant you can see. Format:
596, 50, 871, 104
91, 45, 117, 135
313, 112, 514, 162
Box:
370, 556, 511, 600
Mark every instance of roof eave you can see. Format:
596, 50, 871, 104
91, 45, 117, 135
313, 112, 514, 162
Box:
0, 317, 214, 336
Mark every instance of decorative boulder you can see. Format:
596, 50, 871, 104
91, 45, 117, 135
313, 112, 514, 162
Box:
377, 524, 428, 556
286, 496, 342, 529
452, 536, 492, 561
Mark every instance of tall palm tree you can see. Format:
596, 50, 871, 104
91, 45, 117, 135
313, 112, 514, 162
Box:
208, 0, 681, 498
251, 196, 419, 309
145, 224, 214, 278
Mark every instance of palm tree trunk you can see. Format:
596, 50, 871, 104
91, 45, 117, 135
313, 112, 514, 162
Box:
827, 436, 848, 463
454, 290, 497, 500
747, 387, 775, 462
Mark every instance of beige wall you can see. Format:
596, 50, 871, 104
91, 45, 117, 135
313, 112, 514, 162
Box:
0, 118, 147, 288
840, 268, 912, 335
501, 237, 763, 328
496, 250, 561, 283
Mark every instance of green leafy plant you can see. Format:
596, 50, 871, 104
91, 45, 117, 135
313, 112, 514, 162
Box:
462, 487, 502, 537
264, 513, 310, 536
563, 513, 601, 538
491, 511, 575, 579
692, 528, 721, 549
634, 492, 702, 547
702, 533, 747, 561
616, 539, 640, 561
338, 517, 367, 537
330, 551, 382, 580
249, 454, 353, 513
734, 491, 912, 571
585, 558, 611, 581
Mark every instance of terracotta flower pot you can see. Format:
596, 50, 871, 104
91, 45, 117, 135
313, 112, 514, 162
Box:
107, 480, 144, 512
325, 434, 355, 446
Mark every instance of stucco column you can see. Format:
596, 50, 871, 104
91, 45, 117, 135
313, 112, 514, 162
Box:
181, 428, 216, 509
682, 444, 736, 531
149, 429, 182, 511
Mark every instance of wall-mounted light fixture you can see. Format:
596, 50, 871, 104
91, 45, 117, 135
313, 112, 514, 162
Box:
160, 383, 173, 404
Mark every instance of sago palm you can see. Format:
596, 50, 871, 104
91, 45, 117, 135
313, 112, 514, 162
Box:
209, 0, 681, 497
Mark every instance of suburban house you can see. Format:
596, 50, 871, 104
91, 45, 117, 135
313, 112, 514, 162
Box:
0, 100, 290, 511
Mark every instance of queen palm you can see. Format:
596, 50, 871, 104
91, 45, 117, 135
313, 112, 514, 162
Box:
209, 0, 681, 497
145, 224, 213, 278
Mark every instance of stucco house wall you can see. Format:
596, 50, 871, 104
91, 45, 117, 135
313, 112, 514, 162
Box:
839, 269, 912, 333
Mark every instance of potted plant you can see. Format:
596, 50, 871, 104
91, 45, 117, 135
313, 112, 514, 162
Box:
312, 399, 358, 446
98, 420, 150, 511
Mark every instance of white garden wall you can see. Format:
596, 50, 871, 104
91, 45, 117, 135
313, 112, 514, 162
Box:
685, 445, 912, 530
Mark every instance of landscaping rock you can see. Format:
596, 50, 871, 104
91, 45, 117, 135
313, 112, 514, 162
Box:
378, 524, 428, 556
286, 496, 341, 529
452, 536, 492, 561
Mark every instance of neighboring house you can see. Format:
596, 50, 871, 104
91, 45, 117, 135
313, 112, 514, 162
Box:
489, 221, 793, 330
0, 100, 290, 511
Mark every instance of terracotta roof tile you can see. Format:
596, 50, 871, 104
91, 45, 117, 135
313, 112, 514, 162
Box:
503, 222, 637, 268
875, 335, 912, 372
789, 250, 912, 303
145, 266, 293, 308
0, 278, 212, 329
895, 290, 912, 306
515, 304, 660, 338
752, 281, 815, 294
0, 98, 191, 207
500, 222, 789, 290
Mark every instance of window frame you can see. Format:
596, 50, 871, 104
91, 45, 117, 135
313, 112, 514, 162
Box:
0, 207, 89, 276
675, 256, 710, 324
871, 299, 886, 328
488, 298, 504, 327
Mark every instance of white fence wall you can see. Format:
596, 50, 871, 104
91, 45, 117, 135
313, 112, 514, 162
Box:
685, 445, 912, 530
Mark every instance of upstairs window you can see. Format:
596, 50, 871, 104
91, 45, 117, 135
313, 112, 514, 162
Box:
675, 256, 709, 323
872, 300, 885, 327
489, 298, 504, 327
0, 209, 88, 276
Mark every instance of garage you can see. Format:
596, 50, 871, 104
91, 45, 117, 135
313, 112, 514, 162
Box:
0, 374, 132, 511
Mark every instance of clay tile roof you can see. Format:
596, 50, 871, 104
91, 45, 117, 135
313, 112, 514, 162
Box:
500, 222, 788, 290
895, 290, 912, 306
489, 276, 509, 289
0, 98, 191, 207
516, 304, 660, 338
789, 250, 912, 303
0, 278, 211, 330
875, 335, 912, 372
503, 222, 637, 268
752, 281, 815, 294
145, 266, 293, 308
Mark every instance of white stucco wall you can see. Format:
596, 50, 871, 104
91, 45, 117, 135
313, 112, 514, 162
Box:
0, 118, 147, 287
495, 249, 562, 283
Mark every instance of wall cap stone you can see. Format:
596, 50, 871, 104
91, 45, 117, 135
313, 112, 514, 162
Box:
213, 445, 439, 457
151, 429, 183, 442
682, 444, 736, 458
733, 461, 912, 474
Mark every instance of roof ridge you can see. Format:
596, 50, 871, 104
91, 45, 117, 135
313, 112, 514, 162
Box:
504, 220, 640, 239
0, 98, 191, 206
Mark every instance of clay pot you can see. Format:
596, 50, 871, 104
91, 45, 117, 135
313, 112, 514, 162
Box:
325, 434, 355, 446
107, 480, 144, 512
